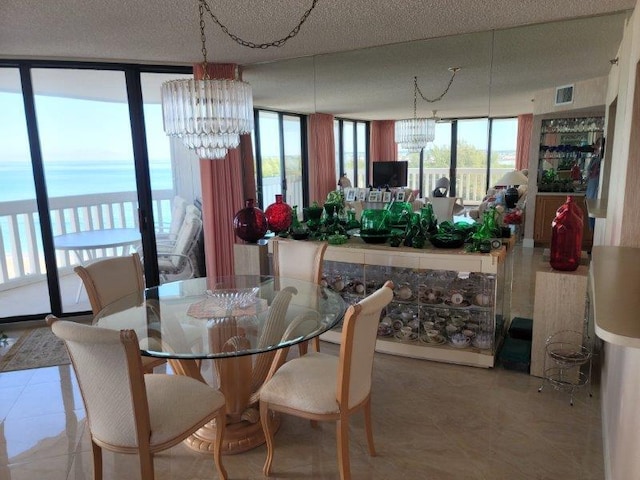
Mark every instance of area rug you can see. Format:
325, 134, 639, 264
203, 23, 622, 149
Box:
0, 327, 70, 372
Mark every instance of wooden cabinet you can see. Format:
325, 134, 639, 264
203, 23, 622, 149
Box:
533, 194, 593, 249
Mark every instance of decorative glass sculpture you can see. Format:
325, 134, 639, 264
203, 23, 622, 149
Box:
233, 199, 268, 243
550, 196, 583, 271
265, 194, 293, 234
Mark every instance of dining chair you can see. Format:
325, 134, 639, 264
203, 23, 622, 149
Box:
271, 238, 328, 354
259, 280, 394, 480
74, 252, 164, 374
46, 316, 227, 480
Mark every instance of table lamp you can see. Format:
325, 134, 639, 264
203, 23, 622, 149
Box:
495, 170, 528, 209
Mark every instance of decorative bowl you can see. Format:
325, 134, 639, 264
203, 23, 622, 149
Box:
429, 234, 465, 249
359, 228, 391, 244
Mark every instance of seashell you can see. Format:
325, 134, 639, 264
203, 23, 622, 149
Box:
354, 282, 365, 294
320, 278, 328, 288
333, 280, 345, 292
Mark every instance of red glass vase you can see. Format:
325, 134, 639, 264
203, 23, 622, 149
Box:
550, 196, 583, 271
233, 199, 269, 243
265, 194, 293, 234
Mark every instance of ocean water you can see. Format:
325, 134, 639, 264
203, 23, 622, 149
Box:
0, 159, 172, 202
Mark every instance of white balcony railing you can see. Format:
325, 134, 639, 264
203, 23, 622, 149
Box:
1, 167, 508, 291
0, 189, 173, 290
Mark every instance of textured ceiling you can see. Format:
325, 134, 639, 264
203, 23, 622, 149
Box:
0, 0, 634, 119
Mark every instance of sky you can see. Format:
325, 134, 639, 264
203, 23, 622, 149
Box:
1, 87, 516, 165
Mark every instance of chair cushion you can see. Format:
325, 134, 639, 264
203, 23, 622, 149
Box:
145, 374, 225, 446
260, 352, 339, 414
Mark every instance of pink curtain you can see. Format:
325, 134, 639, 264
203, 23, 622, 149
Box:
370, 120, 398, 162
515, 114, 533, 171
196, 63, 256, 278
307, 113, 336, 203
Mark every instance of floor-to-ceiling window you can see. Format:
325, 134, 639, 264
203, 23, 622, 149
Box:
398, 117, 518, 203
334, 118, 369, 188
455, 118, 490, 202
489, 118, 518, 186
0, 68, 44, 317
0, 62, 194, 322
255, 110, 307, 214
31, 68, 140, 314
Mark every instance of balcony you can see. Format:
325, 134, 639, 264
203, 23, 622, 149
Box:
0, 189, 173, 318
0, 167, 505, 321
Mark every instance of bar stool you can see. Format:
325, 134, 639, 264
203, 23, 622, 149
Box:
538, 330, 593, 406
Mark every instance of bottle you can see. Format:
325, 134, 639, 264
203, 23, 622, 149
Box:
265, 194, 293, 234
549, 196, 583, 271
232, 199, 269, 243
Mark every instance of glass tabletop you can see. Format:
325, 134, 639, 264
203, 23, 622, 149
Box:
93, 275, 347, 360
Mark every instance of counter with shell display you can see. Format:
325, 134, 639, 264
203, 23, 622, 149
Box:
318, 240, 511, 368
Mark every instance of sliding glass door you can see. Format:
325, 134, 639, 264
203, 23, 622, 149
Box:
0, 63, 197, 322
0, 68, 45, 317
30, 68, 140, 314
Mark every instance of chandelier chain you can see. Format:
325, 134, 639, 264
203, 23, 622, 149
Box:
201, 0, 319, 49
199, 2, 209, 79
415, 67, 460, 103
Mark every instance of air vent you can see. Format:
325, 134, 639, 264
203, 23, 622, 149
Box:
555, 84, 574, 105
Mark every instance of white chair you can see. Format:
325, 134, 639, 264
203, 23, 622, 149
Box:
259, 281, 394, 480
46, 316, 227, 480
156, 204, 201, 254
155, 196, 188, 243
271, 239, 328, 353
157, 213, 203, 283
74, 252, 164, 374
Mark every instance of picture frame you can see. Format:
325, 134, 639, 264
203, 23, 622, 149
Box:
382, 191, 392, 203
357, 189, 367, 201
368, 191, 381, 202
395, 191, 406, 202
344, 188, 357, 202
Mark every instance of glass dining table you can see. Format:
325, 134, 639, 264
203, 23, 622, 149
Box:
93, 275, 347, 454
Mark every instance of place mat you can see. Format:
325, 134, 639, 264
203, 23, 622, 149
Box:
0, 327, 70, 372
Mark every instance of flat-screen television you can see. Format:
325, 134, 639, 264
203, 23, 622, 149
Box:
372, 161, 408, 188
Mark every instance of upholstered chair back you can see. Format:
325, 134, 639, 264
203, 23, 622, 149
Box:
51, 320, 146, 447
74, 253, 144, 314
339, 281, 394, 409
272, 239, 327, 284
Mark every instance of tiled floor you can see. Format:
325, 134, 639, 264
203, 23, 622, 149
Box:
0, 246, 603, 480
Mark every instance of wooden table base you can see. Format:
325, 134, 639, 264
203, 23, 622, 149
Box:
169, 336, 284, 455
185, 414, 281, 455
